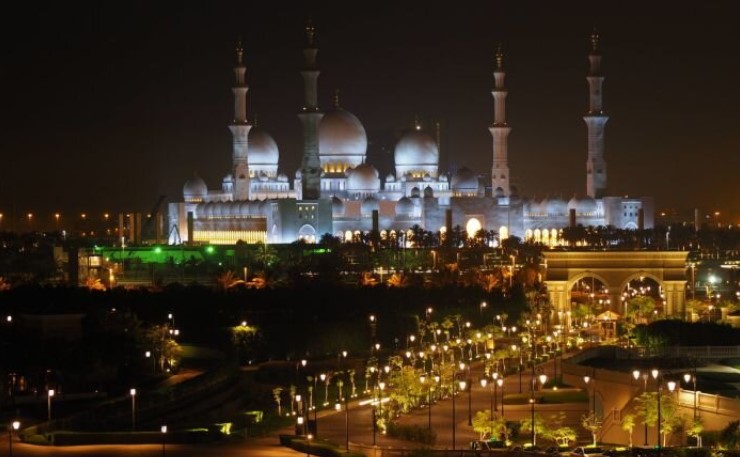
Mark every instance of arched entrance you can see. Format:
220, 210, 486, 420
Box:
543, 251, 689, 325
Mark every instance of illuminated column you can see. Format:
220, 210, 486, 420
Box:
229, 40, 252, 201
489, 44, 511, 197
298, 20, 323, 200
583, 29, 609, 198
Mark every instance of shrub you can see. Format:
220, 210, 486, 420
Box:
386, 422, 436, 445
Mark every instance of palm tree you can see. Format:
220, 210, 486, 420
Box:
272, 387, 284, 416
85, 277, 106, 291
387, 272, 409, 287
217, 270, 244, 290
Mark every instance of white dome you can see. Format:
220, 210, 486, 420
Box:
347, 163, 380, 193
394, 130, 439, 166
361, 196, 379, 215
277, 173, 288, 182
579, 197, 598, 214
385, 174, 396, 183
295, 169, 302, 179
450, 167, 479, 193
331, 196, 345, 217
396, 196, 413, 216
183, 174, 207, 199
248, 127, 279, 166
319, 108, 367, 158
547, 198, 568, 216
567, 196, 580, 212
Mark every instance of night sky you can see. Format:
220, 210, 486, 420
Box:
2, 1, 739, 229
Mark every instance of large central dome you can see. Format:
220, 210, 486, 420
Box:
394, 130, 439, 166
319, 108, 367, 167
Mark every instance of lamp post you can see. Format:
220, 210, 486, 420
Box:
306, 433, 313, 457
530, 371, 548, 447
47, 388, 55, 421
8, 420, 20, 457
130, 388, 137, 431
683, 372, 698, 421
583, 375, 595, 415
421, 375, 432, 433
453, 379, 466, 451
146, 350, 156, 375
161, 425, 167, 457
497, 378, 504, 421
651, 369, 660, 454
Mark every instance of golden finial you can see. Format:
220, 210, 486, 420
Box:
495, 43, 504, 71
236, 37, 244, 64
305, 18, 316, 46
590, 27, 600, 53
333, 89, 340, 108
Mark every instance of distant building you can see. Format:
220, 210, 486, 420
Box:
168, 28, 653, 246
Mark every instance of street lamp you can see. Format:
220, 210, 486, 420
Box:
306, 433, 313, 457
47, 388, 55, 421
453, 379, 466, 451
130, 388, 137, 431
497, 378, 504, 420
583, 375, 595, 415
161, 425, 167, 457
530, 372, 547, 447
421, 375, 432, 433
146, 350, 156, 375
8, 420, 20, 457
683, 372, 698, 421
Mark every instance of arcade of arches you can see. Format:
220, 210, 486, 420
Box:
542, 251, 689, 321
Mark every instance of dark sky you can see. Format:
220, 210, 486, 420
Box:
2, 1, 739, 229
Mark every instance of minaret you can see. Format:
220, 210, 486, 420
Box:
228, 39, 252, 201
489, 44, 511, 197
583, 29, 609, 198
298, 21, 323, 200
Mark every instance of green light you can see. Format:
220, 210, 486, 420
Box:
206, 246, 215, 254
154, 247, 162, 254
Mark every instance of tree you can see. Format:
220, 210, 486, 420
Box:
543, 412, 577, 447
520, 413, 548, 446
473, 410, 494, 440
217, 270, 244, 290
581, 412, 604, 446
687, 416, 704, 448
272, 387, 284, 416
719, 420, 740, 450
621, 413, 636, 448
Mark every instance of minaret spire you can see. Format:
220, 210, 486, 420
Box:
583, 28, 609, 198
489, 43, 512, 198
333, 88, 340, 108
228, 38, 252, 201
298, 19, 323, 200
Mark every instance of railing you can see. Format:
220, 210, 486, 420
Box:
618, 346, 740, 359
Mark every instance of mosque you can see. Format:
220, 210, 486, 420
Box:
167, 26, 654, 246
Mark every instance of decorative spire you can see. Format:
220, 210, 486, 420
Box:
414, 114, 421, 130
333, 89, 340, 108
305, 18, 316, 46
495, 43, 504, 71
590, 27, 600, 53
236, 37, 244, 64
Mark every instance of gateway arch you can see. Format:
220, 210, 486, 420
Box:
543, 250, 689, 318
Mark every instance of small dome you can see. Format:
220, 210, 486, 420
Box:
450, 167, 480, 193
319, 108, 368, 158
439, 174, 448, 182
385, 174, 396, 183
394, 130, 439, 166
332, 196, 345, 217
548, 198, 567, 216
248, 127, 279, 166
396, 196, 413, 216
361, 196, 379, 215
579, 196, 597, 214
295, 169, 302, 179
567, 196, 580, 212
258, 172, 269, 182
183, 174, 207, 199
347, 163, 380, 193
277, 173, 288, 182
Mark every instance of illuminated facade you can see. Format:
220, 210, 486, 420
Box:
167, 28, 653, 245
